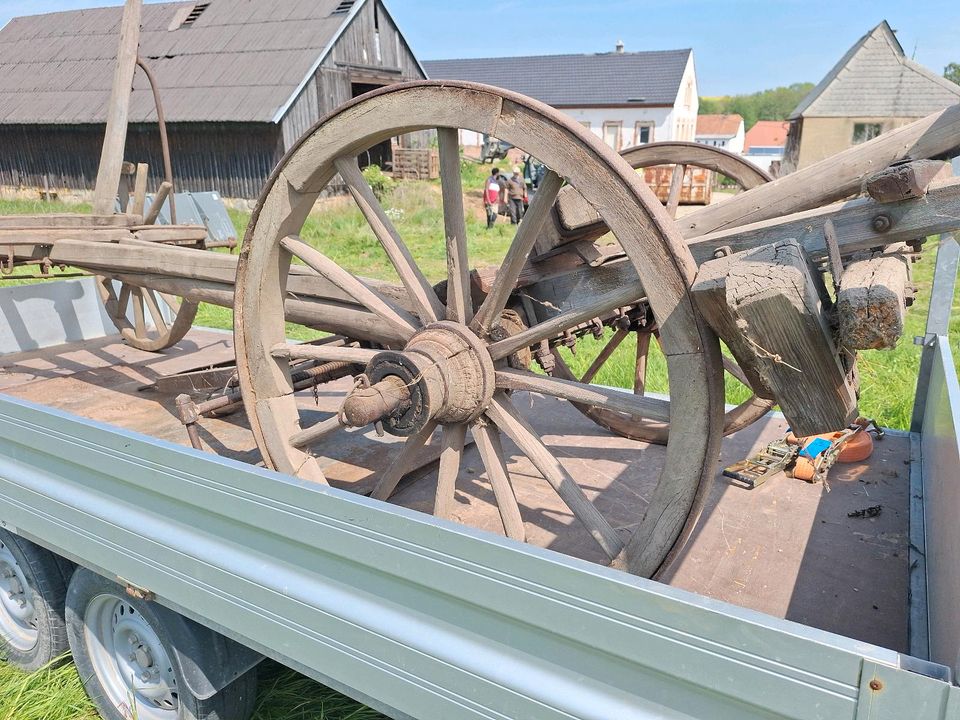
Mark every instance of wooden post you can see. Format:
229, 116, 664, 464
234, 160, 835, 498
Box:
835, 245, 913, 350
92, 0, 142, 215
692, 239, 858, 436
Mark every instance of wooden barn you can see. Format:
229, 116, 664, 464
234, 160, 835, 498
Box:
0, 0, 426, 200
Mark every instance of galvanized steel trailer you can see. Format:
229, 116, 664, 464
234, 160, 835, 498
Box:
0, 240, 957, 719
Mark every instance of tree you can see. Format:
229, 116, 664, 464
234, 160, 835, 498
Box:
698, 83, 814, 130
945, 63, 960, 86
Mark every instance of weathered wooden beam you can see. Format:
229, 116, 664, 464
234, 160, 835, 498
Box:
692, 239, 858, 436
686, 176, 960, 265
864, 159, 948, 203
835, 245, 913, 350
0, 214, 140, 229
92, 0, 142, 215
679, 104, 960, 237
544, 105, 960, 247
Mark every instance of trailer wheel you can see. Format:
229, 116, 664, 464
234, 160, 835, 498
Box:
0, 528, 69, 672
66, 569, 257, 720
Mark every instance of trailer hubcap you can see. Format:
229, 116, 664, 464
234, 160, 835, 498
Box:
85, 595, 179, 718
0, 541, 38, 652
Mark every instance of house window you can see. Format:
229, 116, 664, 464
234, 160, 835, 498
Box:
852, 122, 883, 144
633, 122, 654, 145
603, 121, 622, 150
580, 121, 591, 130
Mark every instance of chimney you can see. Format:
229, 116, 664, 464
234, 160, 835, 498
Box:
615, 40, 625, 54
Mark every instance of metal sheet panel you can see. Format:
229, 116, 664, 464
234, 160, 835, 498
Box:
0, 395, 954, 719
921, 337, 960, 677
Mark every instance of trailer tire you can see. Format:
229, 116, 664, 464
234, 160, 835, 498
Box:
66, 569, 257, 720
0, 528, 69, 672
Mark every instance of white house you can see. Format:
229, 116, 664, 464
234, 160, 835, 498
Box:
695, 114, 745, 153
423, 44, 698, 151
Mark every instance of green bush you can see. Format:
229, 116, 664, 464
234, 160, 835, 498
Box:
361, 164, 397, 201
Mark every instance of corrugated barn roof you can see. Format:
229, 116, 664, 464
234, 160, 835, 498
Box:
423, 49, 692, 107
0, 0, 362, 124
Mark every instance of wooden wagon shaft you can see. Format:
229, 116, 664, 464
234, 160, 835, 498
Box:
92, 0, 141, 215
546, 103, 960, 249
686, 176, 960, 264
0, 225, 207, 247
0, 214, 142, 229
48, 239, 411, 309
111, 273, 409, 345
485, 176, 960, 303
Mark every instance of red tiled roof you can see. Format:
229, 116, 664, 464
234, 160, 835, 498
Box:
695, 114, 743, 137
744, 121, 790, 150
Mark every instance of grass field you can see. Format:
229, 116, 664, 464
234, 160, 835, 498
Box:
0, 167, 957, 719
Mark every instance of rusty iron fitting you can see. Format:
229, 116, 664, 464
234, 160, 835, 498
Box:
341, 375, 412, 428
871, 214, 892, 233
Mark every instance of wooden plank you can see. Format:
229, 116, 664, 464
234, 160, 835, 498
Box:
473, 421, 525, 541
93, 0, 142, 215
0, 214, 139, 229
836, 245, 912, 350
692, 239, 858, 436
130, 162, 149, 217
144, 181, 172, 225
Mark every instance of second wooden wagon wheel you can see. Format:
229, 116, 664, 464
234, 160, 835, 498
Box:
234, 81, 725, 578
554, 141, 776, 444
96, 279, 198, 352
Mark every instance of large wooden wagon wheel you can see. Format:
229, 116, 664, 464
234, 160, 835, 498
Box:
96, 278, 199, 352
554, 141, 775, 444
234, 81, 724, 578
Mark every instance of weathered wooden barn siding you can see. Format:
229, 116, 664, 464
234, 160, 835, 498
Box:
0, 123, 282, 200
279, 0, 426, 150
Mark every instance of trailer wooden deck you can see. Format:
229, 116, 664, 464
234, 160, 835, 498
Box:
0, 328, 910, 653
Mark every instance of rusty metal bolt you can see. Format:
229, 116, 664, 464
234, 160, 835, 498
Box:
868, 679, 883, 691
871, 214, 892, 233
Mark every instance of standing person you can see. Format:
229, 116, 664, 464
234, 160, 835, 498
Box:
507, 166, 525, 224
483, 167, 502, 229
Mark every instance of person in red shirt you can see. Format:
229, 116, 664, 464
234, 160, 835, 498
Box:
483, 167, 502, 229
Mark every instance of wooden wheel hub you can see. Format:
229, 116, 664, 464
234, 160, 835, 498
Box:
343, 321, 495, 435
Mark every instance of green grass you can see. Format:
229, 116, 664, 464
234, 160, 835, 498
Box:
0, 658, 386, 720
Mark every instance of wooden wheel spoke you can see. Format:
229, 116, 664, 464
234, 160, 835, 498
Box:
131, 287, 146, 336
471, 170, 564, 333
434, 423, 467, 521
116, 283, 131, 321
485, 394, 624, 559
371, 420, 438, 501
665, 163, 686, 218
334, 156, 444, 325
487, 279, 643, 361
495, 368, 670, 422
580, 327, 629, 384
634, 331, 652, 395
722, 354, 752, 387
270, 343, 379, 365
437, 128, 473, 324
158, 292, 181, 313
473, 421, 525, 541
142, 289, 169, 335
280, 235, 419, 341
290, 415, 344, 449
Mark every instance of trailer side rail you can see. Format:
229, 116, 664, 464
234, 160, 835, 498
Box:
0, 394, 955, 719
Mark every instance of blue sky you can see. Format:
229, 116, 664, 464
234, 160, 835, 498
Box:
2, 0, 958, 95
